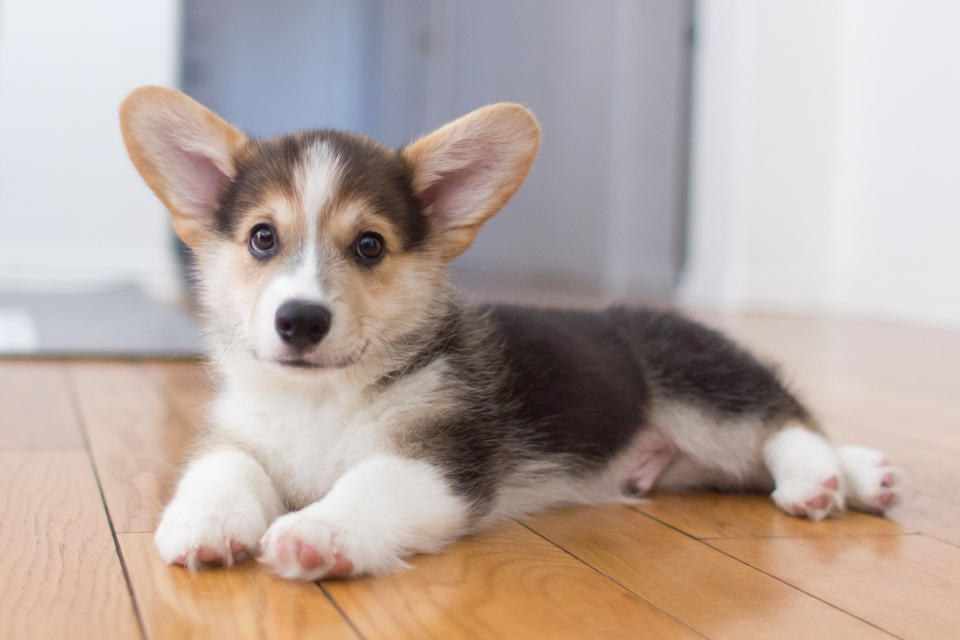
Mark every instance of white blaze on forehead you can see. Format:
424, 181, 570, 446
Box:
251, 142, 344, 357
297, 141, 343, 270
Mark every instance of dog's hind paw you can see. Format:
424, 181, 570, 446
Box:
838, 445, 905, 513
771, 474, 845, 521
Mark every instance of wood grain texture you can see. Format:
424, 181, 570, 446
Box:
68, 361, 196, 532
884, 491, 960, 548
146, 360, 214, 427
0, 361, 83, 449
0, 452, 140, 639
324, 520, 701, 640
633, 493, 909, 540
711, 534, 960, 640
5, 309, 959, 639
524, 504, 889, 639
119, 533, 357, 640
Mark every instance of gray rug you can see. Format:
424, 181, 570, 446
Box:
0, 285, 202, 357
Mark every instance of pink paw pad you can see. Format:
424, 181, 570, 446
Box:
197, 546, 221, 563
296, 541, 325, 570
293, 540, 353, 577
868, 464, 902, 508
800, 476, 839, 512
837, 445, 905, 514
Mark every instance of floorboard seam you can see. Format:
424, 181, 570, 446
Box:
699, 532, 919, 541
63, 365, 150, 640
628, 506, 904, 640
915, 532, 960, 550
316, 584, 367, 640
515, 518, 710, 640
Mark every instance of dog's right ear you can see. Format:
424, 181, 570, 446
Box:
119, 86, 248, 247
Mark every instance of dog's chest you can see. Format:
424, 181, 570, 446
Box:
210, 361, 455, 506
210, 386, 381, 505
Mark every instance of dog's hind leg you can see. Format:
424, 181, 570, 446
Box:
623, 430, 677, 495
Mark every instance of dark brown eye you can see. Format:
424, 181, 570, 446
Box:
249, 223, 277, 257
355, 231, 384, 264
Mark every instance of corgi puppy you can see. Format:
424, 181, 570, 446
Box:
119, 87, 904, 580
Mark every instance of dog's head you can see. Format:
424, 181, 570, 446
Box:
119, 87, 539, 374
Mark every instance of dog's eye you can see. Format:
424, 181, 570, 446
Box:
355, 231, 384, 264
249, 223, 277, 257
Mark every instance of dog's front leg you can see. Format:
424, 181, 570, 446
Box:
154, 448, 284, 569
259, 455, 471, 580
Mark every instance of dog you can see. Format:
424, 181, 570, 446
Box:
119, 87, 904, 580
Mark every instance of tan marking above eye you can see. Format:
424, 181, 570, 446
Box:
322, 198, 400, 255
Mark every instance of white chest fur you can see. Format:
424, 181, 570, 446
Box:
209, 357, 455, 507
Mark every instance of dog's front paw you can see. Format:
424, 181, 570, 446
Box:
258, 511, 354, 581
838, 445, 906, 513
154, 490, 270, 570
259, 507, 407, 581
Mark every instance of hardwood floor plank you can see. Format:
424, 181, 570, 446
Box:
324, 520, 701, 640
698, 312, 960, 402
119, 532, 357, 640
711, 534, 960, 639
803, 373, 960, 464
524, 504, 890, 639
884, 491, 960, 548
0, 452, 140, 639
633, 493, 908, 540
0, 361, 84, 449
68, 361, 196, 533
145, 360, 214, 426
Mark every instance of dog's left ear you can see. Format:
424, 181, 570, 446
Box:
402, 103, 540, 260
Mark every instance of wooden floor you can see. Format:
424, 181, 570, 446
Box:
2, 311, 959, 639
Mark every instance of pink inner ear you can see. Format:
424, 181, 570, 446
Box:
419, 161, 491, 227
179, 147, 233, 212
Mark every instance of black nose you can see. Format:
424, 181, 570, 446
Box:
275, 300, 332, 350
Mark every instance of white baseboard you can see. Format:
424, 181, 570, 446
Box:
679, 273, 960, 329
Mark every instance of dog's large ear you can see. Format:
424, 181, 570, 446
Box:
402, 103, 540, 260
119, 86, 248, 247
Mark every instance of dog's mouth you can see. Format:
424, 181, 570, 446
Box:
277, 358, 322, 369
271, 339, 370, 371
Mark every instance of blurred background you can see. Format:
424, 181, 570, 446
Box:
0, 0, 958, 356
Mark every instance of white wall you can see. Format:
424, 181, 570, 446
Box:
0, 0, 181, 298
682, 0, 960, 327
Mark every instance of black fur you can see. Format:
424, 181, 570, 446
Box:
396, 302, 811, 513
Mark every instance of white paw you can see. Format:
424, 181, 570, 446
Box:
258, 509, 357, 581
838, 445, 905, 513
764, 426, 846, 521
154, 490, 270, 570
771, 473, 845, 521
